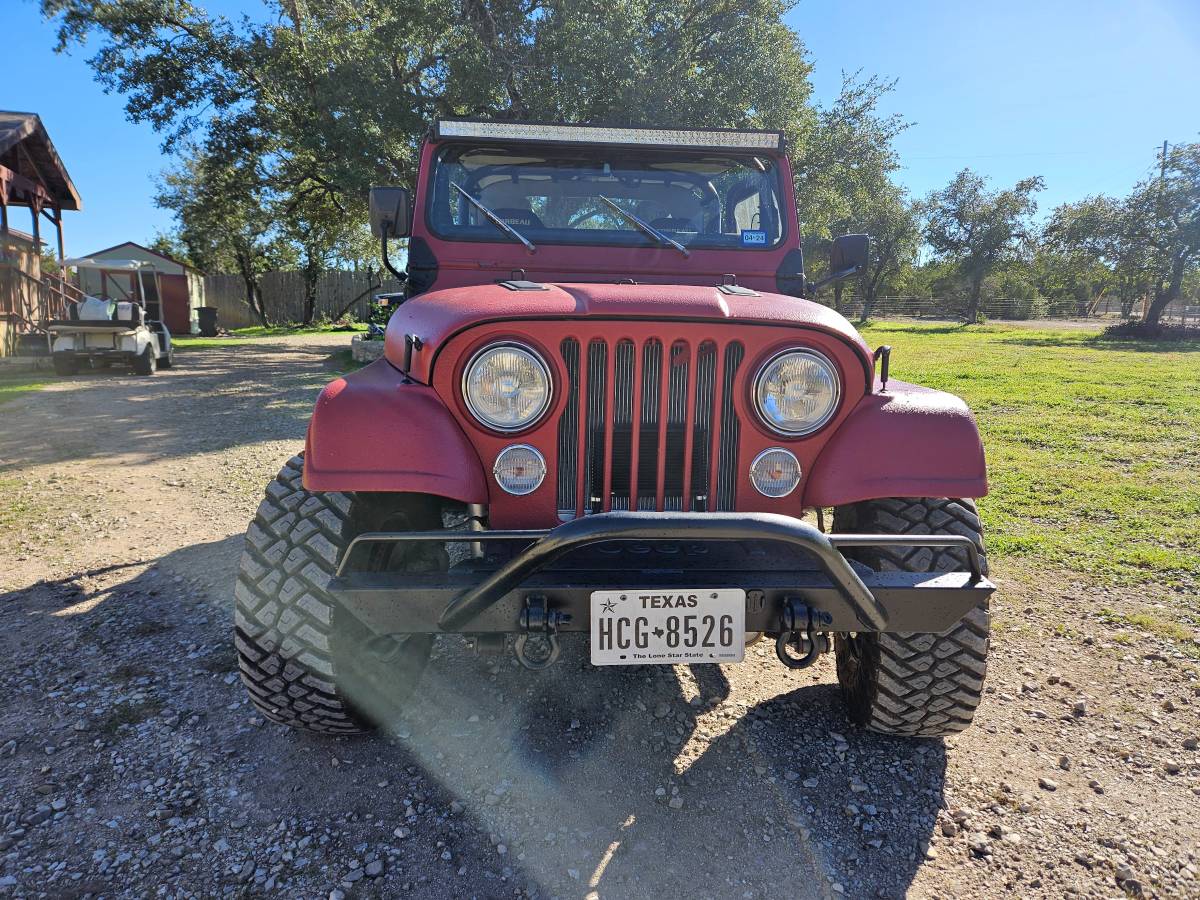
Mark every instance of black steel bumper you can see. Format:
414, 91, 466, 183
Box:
328, 512, 993, 636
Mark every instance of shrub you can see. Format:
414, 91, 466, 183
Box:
1101, 320, 1200, 341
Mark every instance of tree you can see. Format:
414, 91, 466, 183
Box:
147, 232, 194, 268
155, 139, 295, 325
1042, 195, 1153, 317
791, 74, 913, 315
795, 74, 907, 237
923, 170, 1044, 323
853, 187, 920, 320
44, 0, 929, 322
1127, 142, 1200, 326
46, 0, 815, 212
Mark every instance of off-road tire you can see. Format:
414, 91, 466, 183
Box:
158, 347, 174, 369
234, 455, 441, 734
132, 345, 156, 376
52, 355, 77, 376
832, 497, 989, 737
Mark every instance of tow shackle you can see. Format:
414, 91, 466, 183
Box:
514, 595, 571, 670
775, 597, 831, 670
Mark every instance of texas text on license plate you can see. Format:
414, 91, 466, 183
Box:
590, 589, 746, 665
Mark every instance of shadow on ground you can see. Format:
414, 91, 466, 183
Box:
1, 531, 947, 898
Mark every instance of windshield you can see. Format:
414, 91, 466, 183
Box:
428, 144, 787, 250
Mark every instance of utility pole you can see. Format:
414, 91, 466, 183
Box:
1148, 140, 1169, 322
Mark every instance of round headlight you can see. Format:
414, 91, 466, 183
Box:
463, 343, 552, 432
754, 350, 841, 436
749, 448, 802, 498
493, 444, 547, 495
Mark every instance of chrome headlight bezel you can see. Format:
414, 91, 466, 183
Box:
492, 444, 547, 495
748, 447, 803, 498
462, 342, 553, 433
752, 348, 842, 437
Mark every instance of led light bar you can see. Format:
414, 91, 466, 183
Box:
436, 120, 783, 151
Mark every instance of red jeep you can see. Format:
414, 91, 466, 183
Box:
234, 121, 993, 738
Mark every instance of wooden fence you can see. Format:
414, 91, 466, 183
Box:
202, 270, 405, 329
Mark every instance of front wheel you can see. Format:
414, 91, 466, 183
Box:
234, 455, 442, 734
832, 497, 990, 737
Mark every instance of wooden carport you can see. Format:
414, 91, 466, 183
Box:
0, 111, 80, 260
0, 112, 83, 354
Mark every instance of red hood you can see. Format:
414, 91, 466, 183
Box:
385, 282, 870, 383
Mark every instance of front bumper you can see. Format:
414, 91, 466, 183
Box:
328, 512, 994, 636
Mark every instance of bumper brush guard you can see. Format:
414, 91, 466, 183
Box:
329, 512, 994, 664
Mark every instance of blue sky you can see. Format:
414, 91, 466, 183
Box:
6, 0, 1199, 256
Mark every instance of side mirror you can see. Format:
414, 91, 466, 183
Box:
369, 186, 411, 239
830, 233, 870, 275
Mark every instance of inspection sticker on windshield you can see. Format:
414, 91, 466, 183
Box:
741, 229, 767, 246
590, 589, 745, 665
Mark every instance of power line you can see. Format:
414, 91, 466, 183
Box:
901, 150, 1092, 162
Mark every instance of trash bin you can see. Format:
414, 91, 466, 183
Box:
198, 306, 219, 337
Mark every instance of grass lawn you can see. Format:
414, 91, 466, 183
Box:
173, 322, 367, 350
0, 370, 53, 407
858, 322, 1200, 590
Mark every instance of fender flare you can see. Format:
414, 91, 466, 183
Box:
303, 359, 489, 502
803, 380, 987, 507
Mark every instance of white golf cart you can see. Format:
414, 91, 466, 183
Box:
47, 258, 175, 376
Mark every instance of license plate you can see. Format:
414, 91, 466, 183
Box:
590, 589, 746, 665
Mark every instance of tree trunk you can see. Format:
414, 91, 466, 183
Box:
237, 262, 268, 327
860, 261, 886, 322
964, 272, 985, 324
253, 283, 268, 326
301, 266, 319, 325
1144, 253, 1188, 326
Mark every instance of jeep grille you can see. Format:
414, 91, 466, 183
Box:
557, 337, 744, 517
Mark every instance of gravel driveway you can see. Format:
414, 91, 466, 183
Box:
0, 334, 1196, 899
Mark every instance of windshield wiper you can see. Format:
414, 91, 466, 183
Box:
451, 182, 536, 254
598, 195, 689, 258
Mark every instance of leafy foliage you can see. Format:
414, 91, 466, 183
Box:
922, 170, 1044, 322
42, 0, 898, 310
1126, 143, 1200, 326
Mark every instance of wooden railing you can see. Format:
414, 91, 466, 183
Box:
1, 267, 85, 333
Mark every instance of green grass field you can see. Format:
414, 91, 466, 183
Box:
172, 322, 367, 349
859, 322, 1200, 589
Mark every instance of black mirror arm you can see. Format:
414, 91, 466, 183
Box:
380, 230, 408, 285
873, 344, 892, 392
806, 263, 862, 294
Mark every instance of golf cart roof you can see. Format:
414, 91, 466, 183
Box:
61, 257, 159, 271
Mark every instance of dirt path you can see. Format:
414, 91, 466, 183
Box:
0, 335, 1196, 898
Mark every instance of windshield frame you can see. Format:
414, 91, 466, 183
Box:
423, 141, 791, 253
